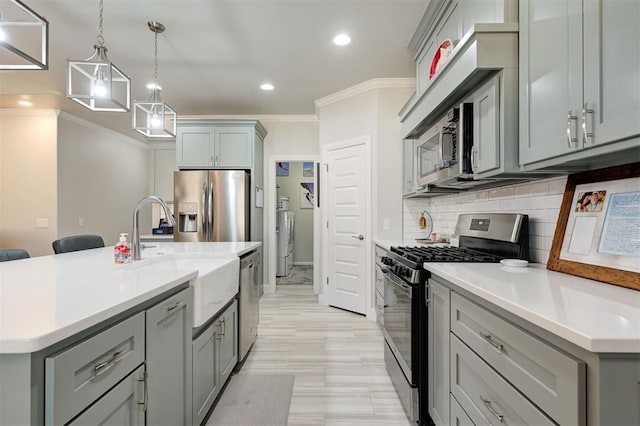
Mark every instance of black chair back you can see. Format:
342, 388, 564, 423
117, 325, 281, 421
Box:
0, 249, 30, 262
52, 235, 105, 254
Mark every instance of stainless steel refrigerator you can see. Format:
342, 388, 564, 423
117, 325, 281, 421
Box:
174, 170, 250, 242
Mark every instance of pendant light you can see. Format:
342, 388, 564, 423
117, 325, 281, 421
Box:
0, 0, 49, 70
133, 21, 176, 138
66, 0, 130, 112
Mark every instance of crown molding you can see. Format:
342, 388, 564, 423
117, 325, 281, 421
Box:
314, 78, 416, 110
58, 111, 149, 150
0, 108, 60, 117
178, 114, 319, 122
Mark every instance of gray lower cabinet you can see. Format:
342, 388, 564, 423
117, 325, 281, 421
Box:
43, 287, 192, 426
45, 312, 146, 425
68, 365, 146, 426
450, 395, 474, 426
428, 280, 450, 426
192, 299, 238, 426
451, 335, 555, 425
145, 287, 193, 426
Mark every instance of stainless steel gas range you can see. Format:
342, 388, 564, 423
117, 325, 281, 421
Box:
379, 213, 529, 425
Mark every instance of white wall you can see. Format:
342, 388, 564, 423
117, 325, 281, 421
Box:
261, 118, 320, 290
57, 113, 151, 246
0, 110, 58, 256
276, 161, 314, 263
404, 177, 568, 264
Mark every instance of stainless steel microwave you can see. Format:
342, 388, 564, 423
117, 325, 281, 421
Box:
416, 103, 473, 187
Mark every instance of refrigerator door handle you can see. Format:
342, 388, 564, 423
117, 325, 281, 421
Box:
207, 180, 214, 241
201, 181, 208, 238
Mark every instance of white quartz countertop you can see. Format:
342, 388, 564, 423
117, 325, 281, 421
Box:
0, 241, 261, 354
425, 263, 640, 353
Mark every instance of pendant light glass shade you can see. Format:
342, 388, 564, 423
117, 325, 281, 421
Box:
66, 0, 130, 112
0, 0, 49, 70
133, 21, 176, 138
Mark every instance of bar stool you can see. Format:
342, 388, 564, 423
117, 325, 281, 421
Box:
0, 249, 30, 262
52, 235, 105, 254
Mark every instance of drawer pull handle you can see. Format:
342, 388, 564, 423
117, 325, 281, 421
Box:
482, 397, 504, 423
479, 332, 504, 352
93, 350, 127, 376
166, 300, 185, 311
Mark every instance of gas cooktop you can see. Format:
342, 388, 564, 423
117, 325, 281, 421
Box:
390, 246, 503, 264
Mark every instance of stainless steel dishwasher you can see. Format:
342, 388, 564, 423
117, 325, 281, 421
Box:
238, 249, 260, 362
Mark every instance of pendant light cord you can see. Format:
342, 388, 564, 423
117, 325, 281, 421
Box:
154, 30, 159, 87
96, 0, 105, 47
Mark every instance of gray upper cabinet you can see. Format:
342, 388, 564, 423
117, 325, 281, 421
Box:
146, 287, 193, 426
150, 141, 177, 202
176, 120, 266, 170
471, 76, 500, 175
519, 0, 640, 169
403, 140, 417, 195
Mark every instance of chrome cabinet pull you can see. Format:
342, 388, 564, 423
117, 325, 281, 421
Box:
166, 300, 185, 311
93, 350, 127, 376
221, 317, 226, 337
582, 103, 594, 145
351, 234, 364, 241
481, 397, 504, 423
137, 370, 148, 411
567, 110, 578, 147
479, 332, 504, 352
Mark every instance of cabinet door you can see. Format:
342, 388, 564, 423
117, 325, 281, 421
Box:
68, 365, 145, 426
192, 322, 220, 426
428, 280, 451, 426
218, 301, 238, 384
177, 127, 214, 167
451, 395, 475, 426
146, 288, 193, 426
583, 0, 640, 147
472, 77, 500, 175
403, 140, 416, 195
519, 0, 583, 165
214, 127, 252, 167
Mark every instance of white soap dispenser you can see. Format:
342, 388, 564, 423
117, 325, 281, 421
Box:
114, 233, 131, 264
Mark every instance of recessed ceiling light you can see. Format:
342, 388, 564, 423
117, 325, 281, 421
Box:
18, 100, 33, 107
146, 82, 162, 90
260, 83, 274, 91
333, 33, 351, 46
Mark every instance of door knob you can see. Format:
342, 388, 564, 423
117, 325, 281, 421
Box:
352, 234, 364, 241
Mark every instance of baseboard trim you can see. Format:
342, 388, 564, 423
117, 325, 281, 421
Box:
367, 308, 376, 322
292, 261, 314, 266
263, 283, 276, 294
317, 293, 328, 306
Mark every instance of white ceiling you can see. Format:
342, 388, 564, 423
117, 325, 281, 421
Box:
1, 0, 428, 139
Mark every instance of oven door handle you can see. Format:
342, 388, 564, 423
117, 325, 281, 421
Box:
386, 272, 412, 298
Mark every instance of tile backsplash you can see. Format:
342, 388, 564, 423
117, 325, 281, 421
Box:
403, 177, 568, 264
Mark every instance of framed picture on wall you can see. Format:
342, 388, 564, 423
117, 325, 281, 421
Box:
547, 162, 640, 291
276, 162, 289, 176
303, 162, 314, 177
300, 182, 314, 209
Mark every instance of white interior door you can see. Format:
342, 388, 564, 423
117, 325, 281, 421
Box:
325, 137, 370, 315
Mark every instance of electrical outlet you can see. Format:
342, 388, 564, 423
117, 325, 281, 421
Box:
383, 218, 391, 230
78, 217, 84, 227
35, 218, 49, 229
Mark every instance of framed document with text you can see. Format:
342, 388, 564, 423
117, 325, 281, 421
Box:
548, 163, 640, 291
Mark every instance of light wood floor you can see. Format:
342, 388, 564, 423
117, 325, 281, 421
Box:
241, 284, 413, 426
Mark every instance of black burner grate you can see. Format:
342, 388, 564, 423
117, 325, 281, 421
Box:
390, 246, 503, 263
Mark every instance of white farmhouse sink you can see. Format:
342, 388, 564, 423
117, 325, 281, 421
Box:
172, 255, 239, 328
126, 253, 239, 328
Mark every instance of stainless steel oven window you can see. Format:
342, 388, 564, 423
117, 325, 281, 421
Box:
383, 272, 413, 380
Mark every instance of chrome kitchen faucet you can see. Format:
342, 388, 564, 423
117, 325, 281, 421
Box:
131, 196, 175, 260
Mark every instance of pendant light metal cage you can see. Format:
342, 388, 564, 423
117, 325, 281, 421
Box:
133, 21, 176, 138
0, 0, 49, 70
66, 0, 130, 112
